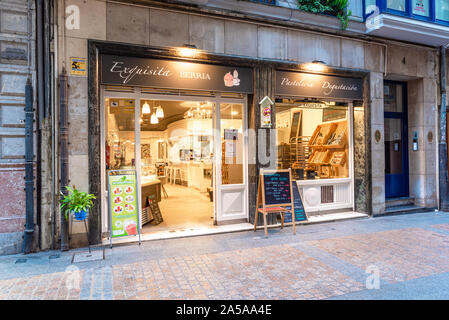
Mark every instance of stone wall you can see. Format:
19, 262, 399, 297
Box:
0, 0, 35, 255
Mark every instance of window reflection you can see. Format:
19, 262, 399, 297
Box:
437, 0, 449, 21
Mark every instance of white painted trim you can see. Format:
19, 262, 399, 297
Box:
367, 13, 449, 47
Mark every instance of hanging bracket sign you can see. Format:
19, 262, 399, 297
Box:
260, 96, 274, 128
107, 169, 141, 248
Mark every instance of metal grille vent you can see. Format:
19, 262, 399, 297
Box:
321, 185, 334, 204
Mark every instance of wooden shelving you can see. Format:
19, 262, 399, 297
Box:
308, 120, 348, 179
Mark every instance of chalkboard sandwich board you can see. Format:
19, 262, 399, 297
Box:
254, 169, 296, 238
283, 181, 308, 223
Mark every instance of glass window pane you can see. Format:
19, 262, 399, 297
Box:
413, 0, 430, 16
105, 98, 135, 171
384, 118, 403, 174
276, 101, 349, 180
384, 83, 403, 112
365, 0, 377, 15
387, 0, 406, 11
221, 103, 243, 185
437, 0, 449, 21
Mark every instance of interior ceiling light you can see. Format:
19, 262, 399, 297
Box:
150, 112, 159, 124
142, 101, 151, 114
156, 104, 164, 118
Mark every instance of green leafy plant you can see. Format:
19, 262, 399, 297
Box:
296, 0, 352, 30
60, 186, 96, 220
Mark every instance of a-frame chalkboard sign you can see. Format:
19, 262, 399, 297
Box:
254, 168, 296, 238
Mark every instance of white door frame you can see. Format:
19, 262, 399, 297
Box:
214, 95, 249, 223
100, 87, 249, 233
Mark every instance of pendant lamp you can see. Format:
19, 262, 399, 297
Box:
150, 112, 159, 124
142, 101, 151, 114
156, 104, 164, 118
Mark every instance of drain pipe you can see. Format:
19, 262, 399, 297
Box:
59, 69, 69, 251
439, 45, 449, 211
23, 78, 35, 254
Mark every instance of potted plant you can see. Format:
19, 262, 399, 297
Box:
296, 0, 352, 30
60, 186, 96, 221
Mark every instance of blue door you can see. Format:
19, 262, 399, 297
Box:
384, 82, 409, 199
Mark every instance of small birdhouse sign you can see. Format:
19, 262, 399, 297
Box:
260, 96, 274, 128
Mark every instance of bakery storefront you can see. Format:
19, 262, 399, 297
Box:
86, 42, 368, 244
274, 70, 363, 215
96, 52, 253, 240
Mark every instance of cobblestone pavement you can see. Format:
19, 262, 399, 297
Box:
1, 212, 449, 300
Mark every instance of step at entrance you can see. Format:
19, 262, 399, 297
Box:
385, 197, 415, 208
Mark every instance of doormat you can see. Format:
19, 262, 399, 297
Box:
71, 248, 105, 263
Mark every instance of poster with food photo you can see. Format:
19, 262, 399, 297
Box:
108, 173, 139, 238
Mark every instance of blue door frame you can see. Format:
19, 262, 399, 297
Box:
384, 81, 409, 199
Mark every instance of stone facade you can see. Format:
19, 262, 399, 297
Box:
37, 0, 442, 249
0, 0, 35, 255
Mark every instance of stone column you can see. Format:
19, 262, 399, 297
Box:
408, 78, 438, 207
370, 72, 386, 215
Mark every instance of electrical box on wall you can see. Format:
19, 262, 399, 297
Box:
413, 131, 418, 151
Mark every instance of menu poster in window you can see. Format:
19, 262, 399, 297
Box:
108, 171, 140, 240
283, 182, 308, 223
262, 170, 292, 205
290, 110, 302, 140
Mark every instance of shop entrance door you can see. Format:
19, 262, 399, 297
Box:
214, 100, 248, 223
100, 89, 248, 234
384, 81, 409, 199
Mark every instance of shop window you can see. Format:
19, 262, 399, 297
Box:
276, 100, 349, 181
437, 0, 449, 21
387, 0, 406, 11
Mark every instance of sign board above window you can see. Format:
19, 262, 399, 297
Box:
275, 70, 363, 100
101, 55, 253, 93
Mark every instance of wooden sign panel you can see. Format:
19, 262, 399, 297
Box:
283, 182, 308, 223
262, 170, 292, 206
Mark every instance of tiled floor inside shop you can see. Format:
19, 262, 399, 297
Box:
141, 183, 214, 234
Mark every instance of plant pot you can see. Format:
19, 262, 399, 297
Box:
74, 209, 87, 221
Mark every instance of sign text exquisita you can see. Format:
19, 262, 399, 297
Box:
109, 61, 172, 84
280, 77, 359, 96
109, 61, 223, 84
